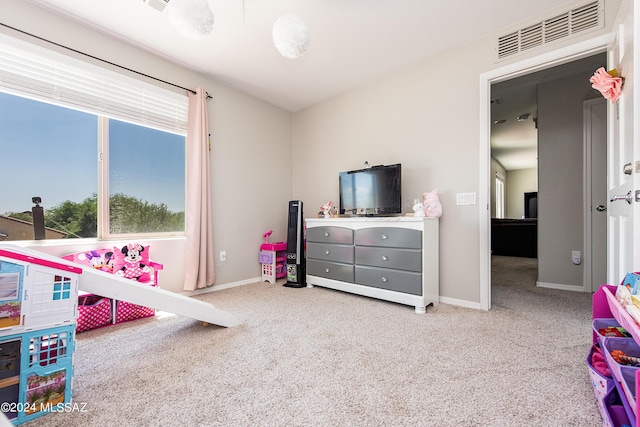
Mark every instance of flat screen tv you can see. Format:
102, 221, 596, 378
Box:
339, 163, 402, 216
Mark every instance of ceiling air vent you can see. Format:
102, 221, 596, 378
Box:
143, 0, 170, 12
496, 0, 602, 61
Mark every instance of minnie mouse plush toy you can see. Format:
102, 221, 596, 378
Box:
116, 243, 150, 281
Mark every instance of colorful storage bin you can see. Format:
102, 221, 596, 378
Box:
593, 318, 632, 341
77, 294, 112, 333
114, 283, 156, 324
588, 345, 615, 420
602, 386, 632, 427
601, 337, 640, 384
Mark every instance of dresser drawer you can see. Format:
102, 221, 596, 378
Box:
355, 227, 421, 249
355, 247, 421, 272
307, 243, 354, 264
307, 226, 354, 244
354, 266, 422, 295
307, 259, 354, 283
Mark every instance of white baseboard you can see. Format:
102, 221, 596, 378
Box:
183, 277, 262, 296
438, 296, 485, 310
184, 278, 489, 311
536, 281, 586, 292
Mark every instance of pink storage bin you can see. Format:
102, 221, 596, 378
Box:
593, 318, 631, 341
587, 345, 615, 421
619, 365, 638, 416
115, 301, 155, 324
602, 386, 632, 427
77, 294, 112, 333
603, 286, 640, 347
602, 337, 640, 384
114, 283, 156, 324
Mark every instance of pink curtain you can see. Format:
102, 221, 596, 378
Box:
183, 88, 214, 290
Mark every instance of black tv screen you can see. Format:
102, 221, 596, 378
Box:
339, 164, 402, 216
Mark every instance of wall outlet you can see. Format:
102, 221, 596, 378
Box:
571, 251, 581, 265
219, 250, 227, 262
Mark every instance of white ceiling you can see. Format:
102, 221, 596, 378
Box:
27, 0, 582, 113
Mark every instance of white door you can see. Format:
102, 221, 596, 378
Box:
608, 0, 638, 285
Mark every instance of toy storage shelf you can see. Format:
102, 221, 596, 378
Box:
590, 285, 640, 426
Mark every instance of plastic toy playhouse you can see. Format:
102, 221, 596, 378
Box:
0, 246, 80, 425
259, 231, 286, 284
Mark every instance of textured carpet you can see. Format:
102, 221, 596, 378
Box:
25, 256, 601, 427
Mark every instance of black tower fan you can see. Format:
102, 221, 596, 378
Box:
284, 200, 306, 288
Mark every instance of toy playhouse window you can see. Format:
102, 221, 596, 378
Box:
0, 273, 20, 301
52, 276, 72, 301
28, 332, 68, 367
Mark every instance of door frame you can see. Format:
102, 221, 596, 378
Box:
479, 35, 610, 310
583, 97, 608, 292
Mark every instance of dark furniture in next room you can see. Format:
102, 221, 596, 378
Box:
491, 218, 537, 258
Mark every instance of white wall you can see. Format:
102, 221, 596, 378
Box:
0, 0, 294, 293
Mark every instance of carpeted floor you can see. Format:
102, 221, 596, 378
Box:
24, 255, 601, 426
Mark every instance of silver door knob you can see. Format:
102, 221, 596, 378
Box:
611, 191, 633, 204
596, 205, 607, 212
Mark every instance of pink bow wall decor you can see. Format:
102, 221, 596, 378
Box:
590, 67, 623, 103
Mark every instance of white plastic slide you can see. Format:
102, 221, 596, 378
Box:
0, 244, 240, 328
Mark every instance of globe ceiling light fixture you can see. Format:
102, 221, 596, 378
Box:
166, 0, 215, 40
272, 14, 310, 59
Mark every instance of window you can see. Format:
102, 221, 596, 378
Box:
107, 119, 185, 234
495, 174, 505, 219
0, 33, 188, 241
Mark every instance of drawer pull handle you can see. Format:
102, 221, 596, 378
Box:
325, 250, 330, 255
381, 234, 388, 240
325, 268, 330, 273
381, 277, 388, 282
381, 256, 388, 261
324, 232, 329, 237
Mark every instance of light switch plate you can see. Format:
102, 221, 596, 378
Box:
456, 192, 477, 206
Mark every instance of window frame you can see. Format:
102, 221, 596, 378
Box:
97, 117, 186, 240
495, 173, 505, 219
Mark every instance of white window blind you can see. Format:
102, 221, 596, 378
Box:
0, 33, 188, 135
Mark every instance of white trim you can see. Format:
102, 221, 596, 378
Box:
182, 277, 262, 296
583, 97, 607, 292
439, 296, 484, 310
536, 281, 589, 292
479, 34, 611, 311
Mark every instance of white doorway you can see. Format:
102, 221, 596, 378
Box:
479, 35, 610, 310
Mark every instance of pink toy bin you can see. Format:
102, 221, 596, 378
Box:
602, 337, 640, 384
619, 365, 638, 416
587, 345, 615, 421
602, 386, 632, 427
593, 318, 631, 341
77, 293, 112, 333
